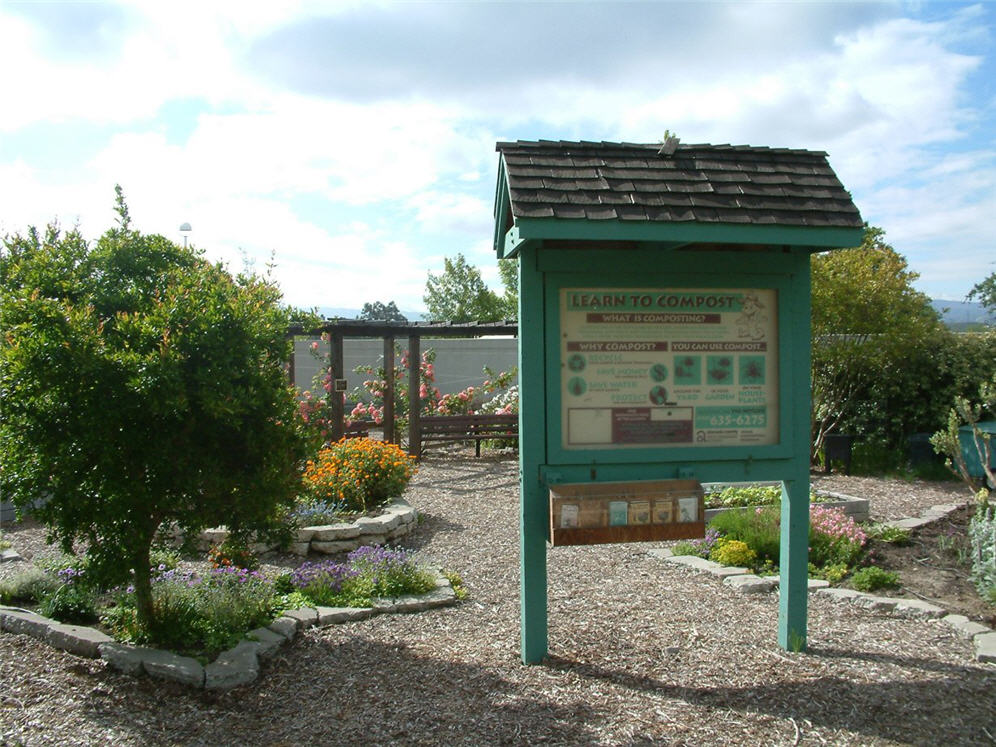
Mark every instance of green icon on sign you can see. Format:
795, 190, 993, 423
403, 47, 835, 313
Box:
568, 354, 586, 372
739, 355, 766, 385
650, 363, 668, 381
674, 356, 701, 385
568, 377, 587, 396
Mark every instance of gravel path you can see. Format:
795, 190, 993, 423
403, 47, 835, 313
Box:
2, 454, 993, 746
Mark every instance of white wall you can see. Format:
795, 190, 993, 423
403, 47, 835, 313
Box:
293, 337, 518, 399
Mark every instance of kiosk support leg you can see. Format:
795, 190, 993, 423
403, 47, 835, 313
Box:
778, 471, 810, 651
521, 478, 548, 664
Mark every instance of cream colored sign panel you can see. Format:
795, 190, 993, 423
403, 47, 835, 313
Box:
560, 288, 779, 449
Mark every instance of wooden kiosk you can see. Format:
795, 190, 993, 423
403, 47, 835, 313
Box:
492, 140, 864, 663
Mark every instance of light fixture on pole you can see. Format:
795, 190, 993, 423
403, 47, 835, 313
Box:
179, 222, 192, 248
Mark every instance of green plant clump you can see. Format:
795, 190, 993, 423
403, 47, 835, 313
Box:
850, 566, 900, 592
0, 566, 59, 605
865, 523, 912, 545
709, 538, 757, 567
289, 545, 435, 608
707, 507, 781, 567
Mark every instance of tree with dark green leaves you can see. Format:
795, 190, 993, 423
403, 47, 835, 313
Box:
0, 187, 310, 632
497, 258, 518, 319
423, 253, 507, 322
967, 272, 996, 313
810, 225, 945, 458
358, 300, 407, 322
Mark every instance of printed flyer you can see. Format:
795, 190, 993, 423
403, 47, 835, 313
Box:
560, 287, 779, 449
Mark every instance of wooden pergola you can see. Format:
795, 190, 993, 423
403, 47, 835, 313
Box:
288, 319, 518, 455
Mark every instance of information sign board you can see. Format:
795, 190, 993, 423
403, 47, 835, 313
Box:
560, 287, 779, 449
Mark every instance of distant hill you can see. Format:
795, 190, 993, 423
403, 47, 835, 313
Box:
931, 299, 995, 329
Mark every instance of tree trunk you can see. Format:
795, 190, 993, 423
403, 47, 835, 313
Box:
131, 542, 156, 631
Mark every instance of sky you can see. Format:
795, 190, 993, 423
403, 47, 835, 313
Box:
1, 0, 993, 314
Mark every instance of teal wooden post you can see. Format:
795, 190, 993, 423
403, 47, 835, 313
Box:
778, 254, 812, 651
518, 245, 548, 663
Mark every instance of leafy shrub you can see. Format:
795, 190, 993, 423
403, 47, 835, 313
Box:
671, 528, 722, 558
441, 570, 468, 601
0, 531, 9, 551
706, 484, 781, 508
0, 566, 59, 604
709, 539, 756, 567
810, 561, 850, 584
708, 507, 781, 567
303, 438, 416, 512
38, 581, 98, 624
103, 566, 282, 659
850, 566, 900, 592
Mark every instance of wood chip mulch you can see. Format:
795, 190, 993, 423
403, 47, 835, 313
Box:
2, 452, 995, 746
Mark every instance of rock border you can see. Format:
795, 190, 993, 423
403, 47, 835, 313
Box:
188, 497, 419, 556
651, 501, 996, 664
0, 570, 458, 690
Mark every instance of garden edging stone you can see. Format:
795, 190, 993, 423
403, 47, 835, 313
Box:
0, 569, 458, 690
185, 497, 418, 556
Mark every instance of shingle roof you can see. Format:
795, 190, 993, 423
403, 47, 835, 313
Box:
496, 140, 863, 228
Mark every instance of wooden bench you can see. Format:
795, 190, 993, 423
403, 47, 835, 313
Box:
418, 413, 518, 457
343, 420, 371, 439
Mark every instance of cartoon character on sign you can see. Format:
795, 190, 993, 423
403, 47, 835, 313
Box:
736, 293, 767, 341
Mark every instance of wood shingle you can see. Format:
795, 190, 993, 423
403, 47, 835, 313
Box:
495, 140, 863, 230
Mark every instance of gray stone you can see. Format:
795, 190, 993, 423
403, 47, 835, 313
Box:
372, 512, 401, 532
0, 607, 53, 637
807, 579, 831, 591
267, 616, 299, 641
312, 540, 358, 554
245, 627, 287, 659
1, 548, 23, 563
391, 523, 411, 538
973, 631, 996, 663
204, 641, 259, 690
928, 504, 962, 515
281, 607, 319, 630
942, 614, 992, 639
289, 542, 311, 556
46, 623, 113, 658
355, 517, 388, 536
373, 587, 456, 613
706, 565, 750, 578
360, 534, 388, 547
141, 648, 206, 687
723, 575, 777, 593
295, 528, 317, 543
662, 555, 713, 570
884, 517, 932, 531
315, 606, 375, 625
647, 548, 673, 559
815, 587, 862, 602
893, 599, 947, 619
99, 642, 147, 675
312, 523, 362, 541
852, 594, 898, 612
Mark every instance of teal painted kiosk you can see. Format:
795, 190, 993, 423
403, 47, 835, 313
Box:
492, 140, 864, 663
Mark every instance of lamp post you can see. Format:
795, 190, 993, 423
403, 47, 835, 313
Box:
179, 222, 192, 248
